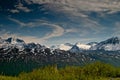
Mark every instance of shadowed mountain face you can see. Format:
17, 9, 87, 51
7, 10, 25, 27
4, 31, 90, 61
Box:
101, 37, 120, 45
5, 37, 25, 43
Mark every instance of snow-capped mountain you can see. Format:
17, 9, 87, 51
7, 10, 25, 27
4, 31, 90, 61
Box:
0, 37, 7, 48
75, 42, 91, 50
69, 42, 91, 53
51, 43, 73, 51
51, 42, 96, 52
0, 36, 120, 69
0, 36, 120, 53
69, 37, 120, 52
0, 37, 120, 75
90, 37, 120, 51
5, 37, 25, 44
0, 37, 50, 54
87, 42, 98, 47
0, 37, 5, 44
0, 37, 26, 51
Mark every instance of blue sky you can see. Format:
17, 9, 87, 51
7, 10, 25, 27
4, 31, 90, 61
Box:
0, 0, 120, 46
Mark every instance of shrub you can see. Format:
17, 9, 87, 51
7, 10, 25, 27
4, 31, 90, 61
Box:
1, 61, 120, 80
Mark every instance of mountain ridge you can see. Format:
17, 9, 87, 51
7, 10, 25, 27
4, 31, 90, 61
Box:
51, 37, 120, 52
90, 37, 120, 51
0, 36, 120, 76
0, 36, 120, 51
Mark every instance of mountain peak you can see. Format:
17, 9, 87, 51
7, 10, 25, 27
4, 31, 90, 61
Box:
50, 43, 73, 51
111, 36, 119, 40
75, 42, 81, 45
5, 37, 25, 44
75, 42, 91, 50
64, 43, 73, 46
90, 36, 120, 51
87, 42, 98, 46
104, 36, 120, 45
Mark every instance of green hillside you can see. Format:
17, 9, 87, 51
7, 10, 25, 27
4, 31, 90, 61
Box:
0, 62, 120, 80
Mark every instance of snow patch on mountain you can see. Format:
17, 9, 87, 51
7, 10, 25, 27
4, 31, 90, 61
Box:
0, 37, 25, 51
0, 36, 120, 53
51, 43, 73, 51
90, 37, 120, 51
75, 42, 91, 50
69, 42, 91, 53
87, 42, 98, 47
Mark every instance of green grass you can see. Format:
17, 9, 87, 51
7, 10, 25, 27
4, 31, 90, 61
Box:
0, 62, 120, 80
0, 76, 19, 80
0, 75, 120, 80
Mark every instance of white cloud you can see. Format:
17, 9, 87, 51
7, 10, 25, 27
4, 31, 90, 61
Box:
0, 26, 64, 44
0, 30, 11, 38
25, 0, 33, 4
29, 0, 120, 15
113, 22, 120, 37
115, 22, 120, 27
8, 18, 65, 43
9, 9, 20, 13
65, 28, 79, 33
68, 16, 105, 36
9, 17, 104, 39
9, 18, 94, 41
9, 18, 26, 26
20, 36, 44, 43
0, 30, 44, 43
81, 18, 104, 33
15, 2, 31, 12
22, 0, 118, 36
40, 23, 64, 40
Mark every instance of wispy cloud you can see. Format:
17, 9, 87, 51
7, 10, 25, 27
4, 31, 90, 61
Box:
0, 30, 45, 43
9, 17, 94, 39
15, 2, 31, 12
40, 23, 64, 40
113, 22, 120, 37
8, 18, 65, 43
9, 18, 26, 26
81, 18, 104, 33
65, 28, 79, 33
8, 18, 39, 27
9, 0, 32, 13
0, 24, 3, 27
25, 0, 33, 4
29, 0, 120, 15
0, 30, 11, 38
9, 9, 20, 13
23, 0, 109, 36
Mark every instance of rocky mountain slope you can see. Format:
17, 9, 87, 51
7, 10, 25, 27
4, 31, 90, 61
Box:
0, 37, 120, 75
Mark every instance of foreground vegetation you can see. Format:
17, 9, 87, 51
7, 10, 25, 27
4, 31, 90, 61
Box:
0, 62, 120, 80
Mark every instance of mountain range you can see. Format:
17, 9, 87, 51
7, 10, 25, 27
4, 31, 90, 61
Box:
0, 36, 120, 52
51, 37, 120, 52
0, 36, 120, 75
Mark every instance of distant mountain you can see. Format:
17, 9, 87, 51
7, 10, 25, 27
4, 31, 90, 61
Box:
1, 36, 120, 52
69, 42, 91, 53
51, 37, 120, 52
90, 37, 120, 51
51, 43, 73, 51
0, 37, 25, 51
0, 37, 5, 44
87, 42, 98, 47
5, 37, 25, 44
